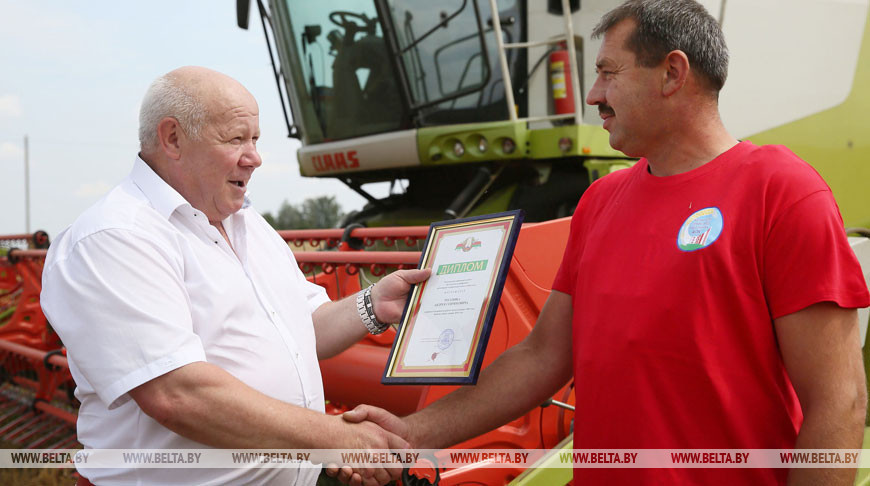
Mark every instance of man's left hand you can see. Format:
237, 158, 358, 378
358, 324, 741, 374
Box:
371, 269, 431, 323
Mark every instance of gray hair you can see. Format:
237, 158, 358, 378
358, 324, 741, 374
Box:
593, 0, 729, 92
138, 73, 208, 151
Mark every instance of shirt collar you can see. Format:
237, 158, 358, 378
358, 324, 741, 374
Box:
130, 155, 253, 219
130, 155, 190, 220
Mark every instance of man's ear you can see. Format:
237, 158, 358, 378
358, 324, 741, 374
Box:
156, 117, 183, 160
662, 50, 690, 97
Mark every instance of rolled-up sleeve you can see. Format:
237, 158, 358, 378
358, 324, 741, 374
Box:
42, 229, 206, 409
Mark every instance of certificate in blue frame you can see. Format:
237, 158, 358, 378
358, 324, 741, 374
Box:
383, 210, 524, 385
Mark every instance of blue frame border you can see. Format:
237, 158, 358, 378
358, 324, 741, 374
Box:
382, 209, 525, 385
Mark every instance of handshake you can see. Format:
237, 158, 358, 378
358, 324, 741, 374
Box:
324, 404, 420, 486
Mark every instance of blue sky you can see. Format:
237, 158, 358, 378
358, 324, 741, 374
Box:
0, 1, 375, 238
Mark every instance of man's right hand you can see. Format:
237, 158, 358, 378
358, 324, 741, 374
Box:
326, 410, 409, 486
343, 405, 410, 442
326, 405, 411, 486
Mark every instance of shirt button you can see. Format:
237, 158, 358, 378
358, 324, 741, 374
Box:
295, 352, 301, 360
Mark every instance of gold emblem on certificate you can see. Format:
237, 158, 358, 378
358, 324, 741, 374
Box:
383, 210, 524, 385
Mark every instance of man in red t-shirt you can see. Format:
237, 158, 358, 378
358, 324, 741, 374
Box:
337, 1, 869, 485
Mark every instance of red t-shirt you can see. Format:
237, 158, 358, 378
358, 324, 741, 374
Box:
553, 141, 870, 485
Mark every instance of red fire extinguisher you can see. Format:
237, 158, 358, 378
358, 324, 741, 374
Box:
549, 42, 575, 115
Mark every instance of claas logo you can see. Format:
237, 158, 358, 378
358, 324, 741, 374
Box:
311, 150, 360, 172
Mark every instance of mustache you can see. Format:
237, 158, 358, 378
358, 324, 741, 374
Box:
598, 105, 615, 117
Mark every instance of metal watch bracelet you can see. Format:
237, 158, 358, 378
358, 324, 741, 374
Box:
356, 284, 388, 335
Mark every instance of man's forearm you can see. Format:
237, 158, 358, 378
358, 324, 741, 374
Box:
312, 295, 369, 360
129, 361, 398, 450
407, 338, 572, 449
775, 303, 868, 486
788, 399, 866, 486
406, 291, 574, 449
312, 269, 432, 360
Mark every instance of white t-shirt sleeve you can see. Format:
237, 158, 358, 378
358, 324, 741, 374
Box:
42, 229, 206, 409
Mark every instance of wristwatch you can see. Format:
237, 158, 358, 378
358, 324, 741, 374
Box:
356, 284, 388, 335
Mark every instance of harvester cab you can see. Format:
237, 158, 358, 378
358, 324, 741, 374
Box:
238, 0, 627, 227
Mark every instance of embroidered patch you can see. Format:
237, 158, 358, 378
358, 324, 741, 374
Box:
677, 207, 723, 252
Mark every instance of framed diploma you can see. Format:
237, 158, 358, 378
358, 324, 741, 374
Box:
383, 210, 524, 385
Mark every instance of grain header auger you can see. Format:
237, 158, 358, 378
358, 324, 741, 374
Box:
0, 231, 79, 450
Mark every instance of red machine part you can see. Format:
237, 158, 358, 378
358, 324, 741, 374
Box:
279, 226, 430, 251
0, 233, 77, 449
0, 261, 18, 294
1, 249, 59, 350
0, 248, 74, 402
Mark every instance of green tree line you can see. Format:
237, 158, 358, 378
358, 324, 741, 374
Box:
261, 196, 344, 230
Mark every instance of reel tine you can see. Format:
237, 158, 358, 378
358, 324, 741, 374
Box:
0, 411, 35, 437
25, 422, 71, 449
53, 435, 81, 450
13, 416, 59, 445
3, 414, 42, 442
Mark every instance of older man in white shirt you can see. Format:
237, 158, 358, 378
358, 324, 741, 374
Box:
41, 66, 426, 486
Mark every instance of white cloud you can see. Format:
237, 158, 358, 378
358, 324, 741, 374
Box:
0, 142, 24, 160
0, 95, 22, 117
74, 181, 112, 198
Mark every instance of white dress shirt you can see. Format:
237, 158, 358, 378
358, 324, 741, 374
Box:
42, 156, 330, 485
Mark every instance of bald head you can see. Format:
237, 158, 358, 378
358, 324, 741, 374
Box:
138, 66, 254, 154
137, 66, 262, 223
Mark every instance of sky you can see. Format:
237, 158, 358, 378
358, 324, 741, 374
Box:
0, 1, 380, 238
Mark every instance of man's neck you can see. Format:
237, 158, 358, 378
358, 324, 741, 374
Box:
142, 151, 237, 252
644, 114, 738, 177
139, 151, 177, 189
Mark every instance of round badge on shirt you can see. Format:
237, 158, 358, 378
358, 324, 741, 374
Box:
677, 207, 724, 252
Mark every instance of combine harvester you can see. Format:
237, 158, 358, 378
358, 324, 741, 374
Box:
0, 0, 869, 485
